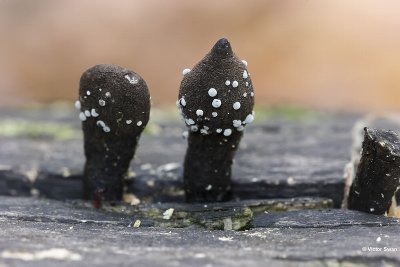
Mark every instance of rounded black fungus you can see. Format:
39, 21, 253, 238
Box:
78, 64, 150, 203
348, 127, 400, 215
178, 38, 255, 202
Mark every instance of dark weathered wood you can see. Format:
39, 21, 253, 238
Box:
348, 127, 400, 215
2, 110, 400, 266
0, 110, 358, 207
0, 170, 31, 197
1, 196, 400, 267
252, 209, 400, 228
78, 197, 332, 230
0, 195, 332, 230
0, 196, 132, 226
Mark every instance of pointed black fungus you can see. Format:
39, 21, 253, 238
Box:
78, 64, 150, 203
178, 38, 255, 202
210, 37, 233, 58
348, 127, 400, 215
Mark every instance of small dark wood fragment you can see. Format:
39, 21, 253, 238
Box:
78, 64, 150, 202
348, 127, 400, 215
178, 38, 255, 202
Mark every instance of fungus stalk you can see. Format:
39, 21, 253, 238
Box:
178, 38, 255, 202
348, 127, 400, 215
77, 64, 150, 202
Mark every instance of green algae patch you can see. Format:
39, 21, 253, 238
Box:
0, 119, 79, 140
70, 197, 333, 231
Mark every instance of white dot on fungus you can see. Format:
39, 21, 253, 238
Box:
212, 99, 221, 108
126, 120, 132, 125
74, 100, 81, 110
91, 109, 99, 117
216, 128, 222, 133
244, 114, 254, 124
99, 100, 106, 106
86, 90, 91, 95
225, 80, 231, 86
223, 129, 232, 136
182, 68, 191, 75
185, 118, 195, 125
208, 88, 217, 97
96, 120, 106, 128
196, 110, 204, 116
233, 120, 242, 127
212, 112, 218, 117
137, 121, 143, 126
79, 112, 87, 121
200, 129, 208, 135
125, 74, 138, 84
241, 60, 248, 66
84, 110, 91, 117
180, 98, 186, 106
243, 70, 248, 79
232, 81, 238, 88
233, 102, 241, 110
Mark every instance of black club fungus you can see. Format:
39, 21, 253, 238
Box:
348, 127, 400, 215
77, 64, 150, 203
178, 38, 255, 202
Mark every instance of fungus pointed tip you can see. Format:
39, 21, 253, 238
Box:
211, 38, 233, 58
216, 37, 230, 46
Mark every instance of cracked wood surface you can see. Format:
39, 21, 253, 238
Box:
0, 108, 358, 206
1, 108, 400, 266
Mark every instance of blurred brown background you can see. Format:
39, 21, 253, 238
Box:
1, 0, 400, 112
